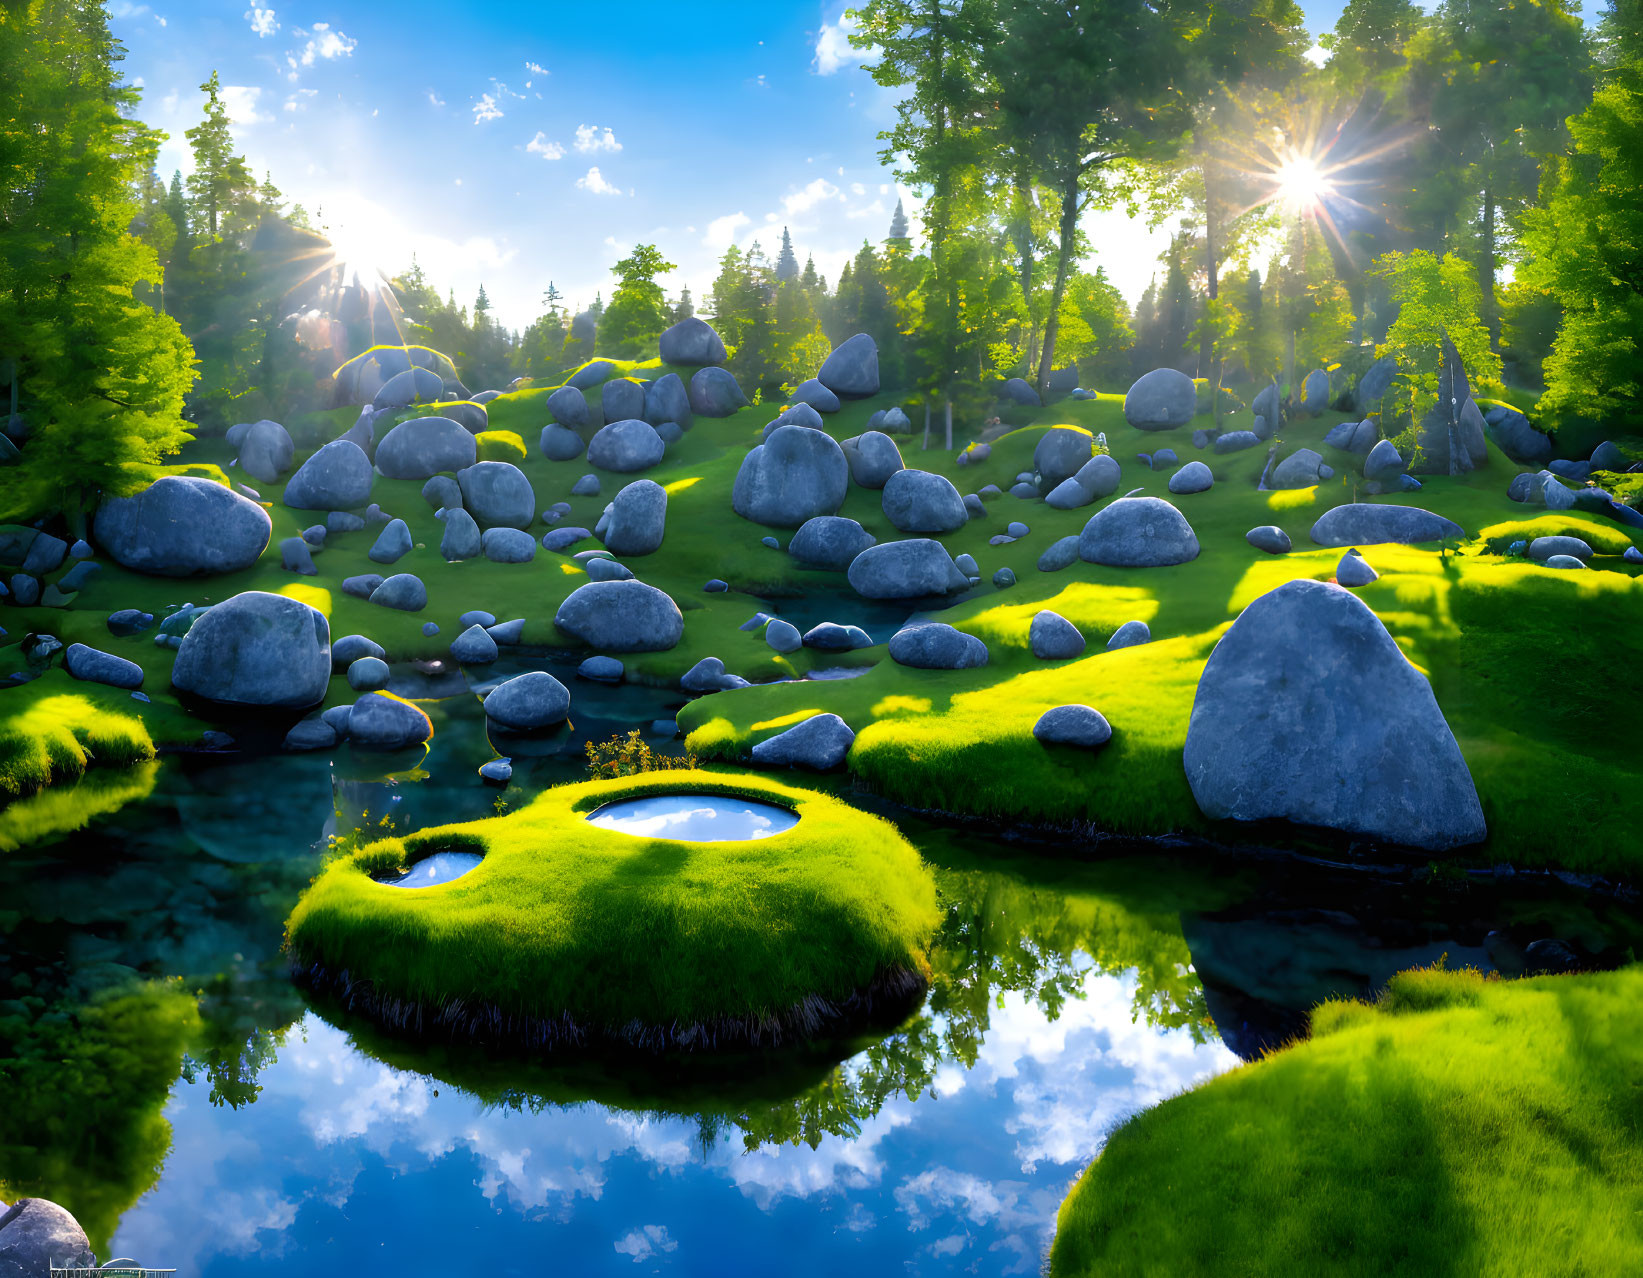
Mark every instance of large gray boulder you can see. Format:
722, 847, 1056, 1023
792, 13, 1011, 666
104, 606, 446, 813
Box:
458, 461, 535, 529
1301, 368, 1330, 414
372, 365, 443, 409
65, 642, 143, 689
94, 475, 271, 577
789, 516, 875, 570
643, 372, 693, 431
1355, 356, 1398, 411
889, 622, 988, 669
483, 670, 571, 729
1253, 381, 1280, 425
349, 692, 433, 751
817, 333, 880, 397
284, 439, 373, 510
732, 425, 848, 527
547, 384, 589, 428
1482, 406, 1551, 465
847, 538, 968, 599
540, 423, 586, 461
1363, 439, 1405, 483
1183, 578, 1486, 850
843, 431, 904, 489
1309, 504, 1465, 546
1076, 454, 1122, 498
751, 712, 854, 769
1035, 428, 1096, 488
441, 507, 481, 560
792, 378, 842, 413
1528, 535, 1593, 563
604, 479, 667, 555
688, 366, 749, 417
601, 378, 646, 424
554, 580, 683, 651
374, 416, 477, 479
566, 357, 613, 389
0, 1198, 96, 1275
999, 377, 1041, 407
1411, 335, 1489, 475
1270, 447, 1326, 489
1078, 497, 1200, 567
1324, 419, 1378, 454
587, 419, 665, 472
1124, 368, 1196, 429
481, 527, 537, 563
882, 468, 967, 533
171, 590, 330, 707
658, 315, 728, 366
239, 419, 294, 483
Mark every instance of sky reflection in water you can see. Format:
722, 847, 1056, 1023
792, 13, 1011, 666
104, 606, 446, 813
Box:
585, 794, 801, 842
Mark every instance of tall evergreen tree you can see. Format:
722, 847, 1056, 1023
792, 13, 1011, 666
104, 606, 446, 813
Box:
888, 198, 911, 241
775, 228, 800, 282
184, 72, 257, 241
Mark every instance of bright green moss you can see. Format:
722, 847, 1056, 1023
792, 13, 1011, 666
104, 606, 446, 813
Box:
0, 674, 157, 800
285, 770, 942, 1047
1049, 964, 1643, 1278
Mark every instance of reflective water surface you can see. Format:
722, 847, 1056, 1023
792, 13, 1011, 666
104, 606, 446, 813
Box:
586, 794, 800, 842
370, 850, 485, 888
3, 664, 1639, 1275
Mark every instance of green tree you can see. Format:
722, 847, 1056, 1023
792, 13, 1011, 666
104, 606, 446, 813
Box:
183, 72, 257, 241
0, 0, 197, 525
600, 243, 676, 358
1371, 249, 1501, 433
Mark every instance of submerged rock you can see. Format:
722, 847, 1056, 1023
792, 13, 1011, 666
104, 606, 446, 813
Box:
348, 692, 433, 751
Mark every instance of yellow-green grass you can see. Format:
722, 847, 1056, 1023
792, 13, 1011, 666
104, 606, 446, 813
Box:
1049, 963, 1643, 1278
285, 769, 942, 1049
0, 674, 158, 800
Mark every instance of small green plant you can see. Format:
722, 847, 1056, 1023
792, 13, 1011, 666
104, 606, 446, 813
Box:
584, 729, 699, 780
327, 809, 397, 859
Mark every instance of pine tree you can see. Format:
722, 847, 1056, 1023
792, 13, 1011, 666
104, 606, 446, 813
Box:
888, 197, 910, 241
775, 227, 800, 282
184, 72, 257, 240
800, 254, 820, 292
673, 285, 695, 321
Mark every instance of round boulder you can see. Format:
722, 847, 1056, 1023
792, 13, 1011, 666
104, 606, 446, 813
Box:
732, 425, 849, 527
459, 461, 536, 529
643, 372, 693, 431
1078, 497, 1200, 567
1528, 535, 1593, 563
751, 712, 855, 770
844, 431, 905, 489
94, 475, 271, 577
554, 580, 683, 652
547, 385, 589, 428
1246, 525, 1292, 554
1168, 460, 1213, 494
1033, 705, 1112, 748
349, 692, 433, 751
540, 423, 586, 461
1124, 368, 1196, 430
483, 670, 571, 729
239, 419, 294, 484
284, 439, 372, 510
587, 419, 665, 473
792, 378, 842, 413
0, 1198, 96, 1274
688, 366, 749, 417
658, 315, 728, 366
889, 622, 989, 670
374, 417, 478, 479
1029, 611, 1085, 660
1035, 429, 1096, 490
847, 538, 969, 599
817, 333, 880, 398
171, 590, 330, 707
882, 469, 967, 534
604, 479, 668, 556
789, 516, 875, 570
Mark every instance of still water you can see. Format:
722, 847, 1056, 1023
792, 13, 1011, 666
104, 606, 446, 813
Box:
2, 661, 1637, 1275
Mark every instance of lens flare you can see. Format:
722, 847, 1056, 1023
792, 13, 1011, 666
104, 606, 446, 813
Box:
1270, 154, 1337, 214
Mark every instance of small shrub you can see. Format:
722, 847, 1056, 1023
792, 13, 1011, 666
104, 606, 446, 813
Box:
584, 729, 699, 779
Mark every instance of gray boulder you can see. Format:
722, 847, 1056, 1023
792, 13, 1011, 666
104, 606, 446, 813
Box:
882, 468, 967, 533
1029, 611, 1085, 660
442, 401, 488, 434
567, 358, 614, 389
284, 439, 373, 510
1075, 453, 1121, 498
555, 580, 683, 651
658, 315, 728, 366
64, 642, 143, 689
372, 366, 443, 409
751, 712, 855, 769
1168, 460, 1213, 494
349, 692, 433, 751
374, 417, 477, 479
1046, 477, 1095, 510
484, 671, 571, 729
341, 573, 384, 599
0, 1198, 96, 1275
94, 476, 271, 576
688, 366, 749, 417
1324, 419, 1378, 454
1543, 554, 1587, 570
733, 425, 849, 527
889, 622, 989, 669
547, 384, 589, 428
1591, 439, 1628, 472
449, 624, 499, 664
605, 479, 667, 555
1213, 430, 1260, 454
1182, 578, 1486, 850
284, 718, 337, 750
423, 475, 461, 511
368, 518, 412, 564
771, 402, 825, 431
540, 423, 586, 461
844, 431, 905, 489
1336, 548, 1379, 586
578, 655, 624, 683
281, 536, 317, 574
239, 419, 294, 483
1483, 406, 1552, 465
1364, 439, 1405, 482
804, 622, 872, 650
20, 532, 66, 575
370, 573, 427, 611
172, 590, 330, 707
441, 508, 481, 560
792, 378, 842, 413
1301, 368, 1330, 413
1106, 620, 1151, 649
682, 656, 751, 693
999, 377, 1041, 407
542, 526, 592, 553
765, 618, 803, 652
459, 461, 535, 529
347, 656, 389, 691
1541, 473, 1576, 511
1356, 356, 1398, 411
1078, 497, 1200, 567
587, 419, 665, 472
847, 538, 969, 599
1035, 428, 1095, 489
789, 516, 874, 570
1038, 536, 1081, 572
643, 372, 693, 431
817, 333, 880, 397
1246, 525, 1291, 554
1253, 381, 1280, 425
1270, 447, 1325, 489
1309, 504, 1465, 547
1528, 535, 1592, 563
601, 378, 646, 425
1124, 368, 1196, 429
482, 527, 537, 563
1033, 705, 1112, 748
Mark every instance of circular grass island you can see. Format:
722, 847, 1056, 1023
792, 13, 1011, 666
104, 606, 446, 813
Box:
285, 771, 941, 1052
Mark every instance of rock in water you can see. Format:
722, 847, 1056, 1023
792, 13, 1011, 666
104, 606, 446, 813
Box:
817, 333, 880, 397
658, 315, 728, 366
751, 713, 855, 769
1124, 368, 1196, 429
554, 580, 683, 651
171, 590, 330, 707
847, 538, 969, 599
349, 692, 433, 751
284, 439, 373, 510
732, 425, 849, 527
94, 476, 271, 576
1182, 578, 1486, 850
1078, 497, 1200, 567
483, 670, 571, 729
789, 516, 874, 570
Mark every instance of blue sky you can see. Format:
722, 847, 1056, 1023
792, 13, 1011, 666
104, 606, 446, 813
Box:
110, 0, 1368, 331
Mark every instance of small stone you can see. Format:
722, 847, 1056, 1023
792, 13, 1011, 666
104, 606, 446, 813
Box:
1246, 525, 1291, 554
704, 578, 728, 592
284, 719, 337, 751
342, 573, 385, 599
421, 621, 440, 637
347, 656, 390, 690
450, 624, 499, 664
370, 573, 427, 612
1106, 620, 1151, 650
302, 524, 327, 547
368, 518, 413, 564
1030, 611, 1085, 660
1033, 704, 1113, 748
1038, 536, 1080, 573
1168, 460, 1213, 494
571, 474, 601, 496
480, 758, 513, 784
279, 537, 317, 575
579, 655, 624, 682
64, 642, 144, 689
765, 619, 802, 653
1336, 549, 1379, 587
587, 557, 633, 581
1542, 554, 1587, 570
487, 619, 525, 645
992, 567, 1015, 588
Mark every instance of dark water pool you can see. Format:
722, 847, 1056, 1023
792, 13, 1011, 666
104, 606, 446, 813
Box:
2, 663, 1638, 1276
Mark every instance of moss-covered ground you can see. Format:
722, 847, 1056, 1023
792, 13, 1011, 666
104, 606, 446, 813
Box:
1048, 963, 1643, 1278
284, 769, 942, 1047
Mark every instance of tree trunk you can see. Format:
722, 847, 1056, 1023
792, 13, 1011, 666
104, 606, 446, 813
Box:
923, 401, 932, 451
944, 400, 953, 451
1480, 181, 1498, 351
1034, 178, 1081, 397
1201, 164, 1222, 430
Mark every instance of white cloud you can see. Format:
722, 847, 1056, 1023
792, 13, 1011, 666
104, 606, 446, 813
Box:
473, 93, 503, 124
613, 1225, 677, 1263
704, 211, 750, 248
576, 166, 621, 195
526, 132, 565, 160
1304, 42, 1329, 67
427, 91, 445, 108
525, 60, 548, 75
782, 178, 842, 218
108, 1, 150, 18
219, 84, 272, 126
296, 22, 355, 66
814, 12, 857, 74
245, 7, 277, 37
573, 124, 622, 154
282, 88, 317, 112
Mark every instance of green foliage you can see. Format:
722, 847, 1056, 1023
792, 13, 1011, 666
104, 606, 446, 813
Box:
1372, 250, 1501, 418
583, 728, 699, 779
0, 677, 156, 802
1049, 964, 1643, 1277
599, 243, 677, 358
285, 771, 942, 1033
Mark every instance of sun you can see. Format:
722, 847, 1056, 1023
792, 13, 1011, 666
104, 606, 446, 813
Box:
321, 220, 390, 290
1270, 153, 1337, 214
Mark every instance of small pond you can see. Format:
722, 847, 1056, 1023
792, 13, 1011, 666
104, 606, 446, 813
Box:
586, 793, 800, 841
370, 850, 484, 888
